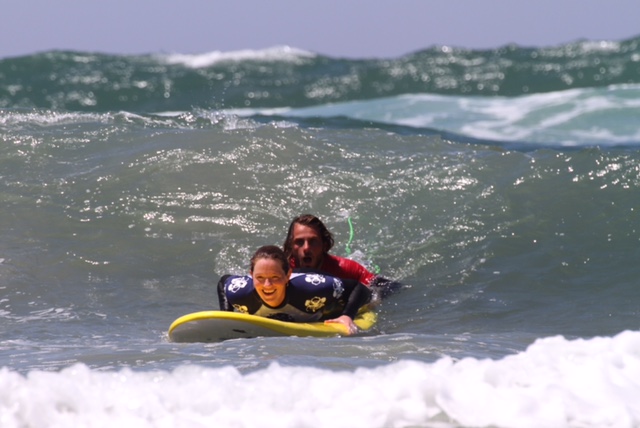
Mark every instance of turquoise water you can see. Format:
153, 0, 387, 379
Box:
1, 36, 640, 427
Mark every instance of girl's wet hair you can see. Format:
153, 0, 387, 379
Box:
250, 245, 290, 273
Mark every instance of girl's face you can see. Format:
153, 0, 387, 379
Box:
251, 257, 291, 307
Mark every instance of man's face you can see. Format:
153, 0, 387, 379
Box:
291, 223, 325, 268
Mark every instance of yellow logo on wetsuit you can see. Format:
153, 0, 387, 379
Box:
305, 296, 326, 312
233, 304, 249, 314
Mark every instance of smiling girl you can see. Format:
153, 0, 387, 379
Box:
217, 245, 372, 335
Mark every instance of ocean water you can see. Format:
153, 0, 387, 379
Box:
1, 36, 640, 427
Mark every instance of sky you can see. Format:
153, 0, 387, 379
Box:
2, 1, 639, 60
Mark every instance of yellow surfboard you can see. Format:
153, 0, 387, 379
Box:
168, 310, 377, 343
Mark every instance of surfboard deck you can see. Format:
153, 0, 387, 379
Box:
168, 310, 377, 343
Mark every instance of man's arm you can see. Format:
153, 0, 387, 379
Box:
326, 255, 376, 285
341, 280, 372, 319
323, 279, 372, 335
369, 276, 404, 299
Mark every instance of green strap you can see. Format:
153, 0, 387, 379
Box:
345, 217, 355, 256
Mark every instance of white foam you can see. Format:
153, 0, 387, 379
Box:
242, 84, 640, 146
0, 110, 109, 127
576, 40, 622, 53
2, 330, 639, 428
161, 46, 316, 68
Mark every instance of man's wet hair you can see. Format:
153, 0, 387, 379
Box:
283, 214, 334, 257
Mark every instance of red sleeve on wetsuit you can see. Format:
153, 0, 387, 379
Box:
321, 255, 376, 286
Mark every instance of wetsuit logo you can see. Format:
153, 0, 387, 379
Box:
333, 278, 344, 299
305, 274, 325, 286
305, 296, 326, 312
233, 304, 249, 313
227, 276, 249, 293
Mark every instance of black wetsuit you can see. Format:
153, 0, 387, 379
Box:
217, 271, 371, 322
